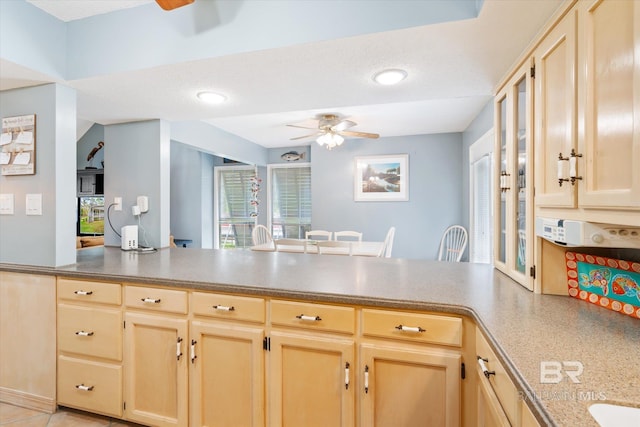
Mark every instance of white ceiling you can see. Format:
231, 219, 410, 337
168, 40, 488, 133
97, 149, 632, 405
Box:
9, 0, 563, 149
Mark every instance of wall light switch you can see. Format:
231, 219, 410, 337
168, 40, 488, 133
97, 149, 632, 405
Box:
26, 193, 42, 215
114, 197, 122, 211
0, 193, 14, 215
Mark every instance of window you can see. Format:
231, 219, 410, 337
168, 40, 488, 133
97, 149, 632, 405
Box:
268, 163, 311, 239
215, 165, 257, 249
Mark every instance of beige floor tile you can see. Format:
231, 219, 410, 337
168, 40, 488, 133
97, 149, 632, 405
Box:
47, 408, 110, 427
0, 414, 50, 427
0, 403, 46, 424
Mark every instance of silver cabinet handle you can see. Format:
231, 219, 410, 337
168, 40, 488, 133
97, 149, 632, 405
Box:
477, 356, 495, 378
141, 298, 161, 303
191, 340, 197, 364
364, 365, 369, 394
345, 362, 350, 390
75, 384, 94, 391
296, 314, 322, 321
75, 331, 94, 336
395, 324, 425, 333
176, 337, 183, 361
74, 290, 93, 295
213, 305, 235, 311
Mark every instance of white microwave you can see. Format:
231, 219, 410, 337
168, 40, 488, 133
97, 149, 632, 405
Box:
535, 218, 640, 248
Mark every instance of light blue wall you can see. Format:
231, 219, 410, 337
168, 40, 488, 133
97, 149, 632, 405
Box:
104, 120, 171, 249
310, 134, 463, 259
0, 84, 76, 267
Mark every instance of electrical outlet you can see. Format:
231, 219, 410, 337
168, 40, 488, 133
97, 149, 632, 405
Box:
114, 197, 122, 211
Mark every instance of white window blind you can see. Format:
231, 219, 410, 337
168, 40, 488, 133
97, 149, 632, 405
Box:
269, 165, 311, 239
217, 166, 256, 249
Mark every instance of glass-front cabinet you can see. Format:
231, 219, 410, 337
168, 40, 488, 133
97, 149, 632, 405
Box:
494, 61, 534, 290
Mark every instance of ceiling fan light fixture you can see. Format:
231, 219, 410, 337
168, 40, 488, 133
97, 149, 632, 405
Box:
197, 91, 226, 104
316, 132, 344, 150
373, 69, 408, 85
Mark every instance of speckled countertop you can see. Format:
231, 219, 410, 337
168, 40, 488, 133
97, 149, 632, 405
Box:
2, 247, 639, 426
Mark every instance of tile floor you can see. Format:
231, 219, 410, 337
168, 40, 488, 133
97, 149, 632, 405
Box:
0, 402, 145, 427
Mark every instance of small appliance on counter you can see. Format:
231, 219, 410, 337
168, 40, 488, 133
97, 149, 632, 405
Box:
536, 218, 640, 248
121, 225, 138, 250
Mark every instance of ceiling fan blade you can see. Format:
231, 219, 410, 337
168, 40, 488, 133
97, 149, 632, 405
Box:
331, 120, 357, 132
290, 133, 319, 141
155, 0, 194, 10
287, 124, 317, 130
339, 130, 380, 139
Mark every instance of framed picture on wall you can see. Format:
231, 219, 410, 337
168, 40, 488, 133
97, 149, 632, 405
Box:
1, 114, 36, 176
354, 154, 409, 201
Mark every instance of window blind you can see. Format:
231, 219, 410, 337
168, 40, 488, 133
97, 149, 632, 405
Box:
270, 165, 311, 239
218, 167, 256, 248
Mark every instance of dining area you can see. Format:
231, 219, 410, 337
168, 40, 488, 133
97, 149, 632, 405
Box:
251, 226, 395, 258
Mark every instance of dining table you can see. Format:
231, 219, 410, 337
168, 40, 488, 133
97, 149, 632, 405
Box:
251, 239, 384, 257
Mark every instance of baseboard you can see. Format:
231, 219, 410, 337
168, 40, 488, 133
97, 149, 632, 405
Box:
0, 387, 56, 414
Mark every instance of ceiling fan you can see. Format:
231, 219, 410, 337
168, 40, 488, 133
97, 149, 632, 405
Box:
155, 0, 194, 11
287, 114, 379, 150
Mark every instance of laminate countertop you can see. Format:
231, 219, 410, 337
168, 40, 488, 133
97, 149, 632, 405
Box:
2, 246, 639, 426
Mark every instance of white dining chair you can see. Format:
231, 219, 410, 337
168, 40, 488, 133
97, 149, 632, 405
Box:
378, 227, 395, 258
274, 238, 308, 253
305, 230, 332, 241
251, 224, 275, 251
316, 240, 352, 256
437, 225, 468, 262
334, 231, 363, 242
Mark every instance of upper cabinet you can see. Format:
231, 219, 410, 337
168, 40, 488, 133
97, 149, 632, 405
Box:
494, 61, 534, 290
535, 0, 640, 214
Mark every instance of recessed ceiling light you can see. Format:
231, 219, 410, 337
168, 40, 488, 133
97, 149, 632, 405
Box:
373, 69, 408, 85
197, 91, 226, 104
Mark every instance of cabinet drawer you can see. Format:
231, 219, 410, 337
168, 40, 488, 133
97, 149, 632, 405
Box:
58, 278, 121, 305
361, 309, 462, 347
58, 304, 122, 361
58, 355, 122, 417
192, 292, 265, 323
124, 285, 187, 314
270, 300, 355, 334
476, 328, 519, 425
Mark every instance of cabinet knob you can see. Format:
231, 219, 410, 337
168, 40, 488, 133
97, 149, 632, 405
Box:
591, 233, 604, 244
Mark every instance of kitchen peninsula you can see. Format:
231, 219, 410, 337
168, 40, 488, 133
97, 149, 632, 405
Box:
1, 247, 638, 427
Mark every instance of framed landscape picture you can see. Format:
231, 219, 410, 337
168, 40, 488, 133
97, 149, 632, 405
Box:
354, 154, 408, 201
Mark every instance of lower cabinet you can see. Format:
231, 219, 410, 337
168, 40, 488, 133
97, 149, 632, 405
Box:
360, 343, 461, 427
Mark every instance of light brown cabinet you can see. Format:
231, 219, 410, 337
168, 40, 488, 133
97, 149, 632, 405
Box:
123, 285, 189, 427
56, 278, 123, 418
360, 309, 463, 427
268, 299, 356, 427
189, 292, 266, 427
534, 0, 640, 218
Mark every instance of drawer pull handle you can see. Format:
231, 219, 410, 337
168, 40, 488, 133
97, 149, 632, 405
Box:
191, 340, 197, 364
477, 356, 495, 378
74, 290, 93, 296
75, 331, 94, 336
345, 362, 350, 390
177, 337, 183, 361
213, 305, 235, 311
364, 365, 369, 394
141, 298, 161, 304
296, 314, 322, 321
75, 384, 94, 391
395, 324, 425, 333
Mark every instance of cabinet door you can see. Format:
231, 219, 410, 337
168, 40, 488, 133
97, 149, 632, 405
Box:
123, 312, 188, 427
269, 331, 355, 427
190, 321, 264, 427
360, 343, 461, 427
534, 8, 578, 208
578, 0, 640, 209
476, 364, 511, 427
